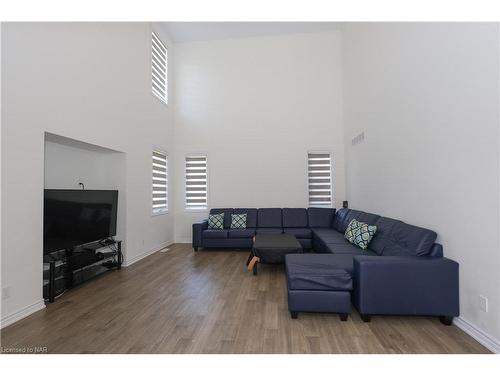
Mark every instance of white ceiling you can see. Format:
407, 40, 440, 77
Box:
161, 22, 340, 43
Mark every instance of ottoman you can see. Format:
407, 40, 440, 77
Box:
285, 254, 352, 321
248, 233, 303, 275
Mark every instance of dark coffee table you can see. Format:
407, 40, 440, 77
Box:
246, 233, 303, 275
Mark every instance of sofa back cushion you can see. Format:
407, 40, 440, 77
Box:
283, 208, 308, 228
368, 217, 399, 255
340, 209, 363, 232
257, 208, 282, 228
307, 207, 336, 228
357, 212, 381, 225
209, 208, 233, 229
332, 208, 350, 232
369, 217, 437, 256
233, 208, 257, 228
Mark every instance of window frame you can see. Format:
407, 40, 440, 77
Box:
184, 154, 209, 212
306, 150, 334, 208
151, 148, 168, 216
151, 29, 168, 106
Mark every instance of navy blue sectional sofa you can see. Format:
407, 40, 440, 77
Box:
192, 207, 459, 324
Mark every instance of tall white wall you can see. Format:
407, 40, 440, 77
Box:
342, 23, 500, 347
173, 31, 346, 242
1, 23, 175, 325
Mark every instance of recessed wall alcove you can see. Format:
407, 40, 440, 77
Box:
43, 132, 127, 257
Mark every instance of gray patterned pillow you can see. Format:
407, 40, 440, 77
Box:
344, 219, 377, 250
230, 213, 247, 229
208, 213, 224, 230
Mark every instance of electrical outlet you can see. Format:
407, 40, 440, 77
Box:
2, 286, 11, 300
479, 295, 489, 312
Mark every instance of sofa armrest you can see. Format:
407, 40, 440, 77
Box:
192, 220, 208, 248
352, 255, 459, 317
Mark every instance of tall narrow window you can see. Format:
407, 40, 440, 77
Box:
307, 152, 333, 207
152, 150, 168, 214
152, 31, 168, 105
185, 155, 208, 210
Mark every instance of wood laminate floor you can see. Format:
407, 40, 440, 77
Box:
0, 244, 490, 354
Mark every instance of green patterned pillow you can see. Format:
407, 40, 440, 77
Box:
344, 219, 377, 250
230, 213, 247, 229
208, 213, 225, 230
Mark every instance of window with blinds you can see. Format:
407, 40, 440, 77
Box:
308, 152, 333, 208
152, 150, 168, 214
151, 31, 168, 105
185, 155, 208, 210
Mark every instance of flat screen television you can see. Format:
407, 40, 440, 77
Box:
44, 189, 118, 254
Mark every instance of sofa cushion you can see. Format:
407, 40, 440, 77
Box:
369, 217, 437, 256
387, 221, 437, 256
284, 228, 312, 239
230, 213, 247, 229
228, 229, 255, 239
233, 208, 257, 228
332, 208, 350, 232
209, 208, 233, 229
328, 243, 378, 255
312, 228, 347, 244
332, 208, 349, 233
288, 253, 372, 275
357, 212, 381, 225
368, 217, 399, 255
307, 207, 336, 228
257, 208, 282, 228
256, 228, 283, 235
344, 219, 378, 250
283, 208, 308, 228
203, 229, 229, 239
340, 209, 363, 232
285, 254, 352, 291
207, 213, 225, 230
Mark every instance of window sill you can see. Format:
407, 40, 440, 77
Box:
184, 208, 208, 213
152, 210, 169, 217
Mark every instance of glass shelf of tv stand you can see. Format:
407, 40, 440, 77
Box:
43, 239, 122, 303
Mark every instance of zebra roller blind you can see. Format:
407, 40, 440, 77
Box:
308, 152, 333, 207
152, 150, 168, 214
152, 31, 168, 105
185, 155, 208, 210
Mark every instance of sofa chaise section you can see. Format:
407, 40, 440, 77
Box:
284, 208, 460, 324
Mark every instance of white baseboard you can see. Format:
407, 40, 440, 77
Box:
122, 240, 174, 267
174, 237, 191, 244
454, 316, 500, 353
0, 300, 46, 329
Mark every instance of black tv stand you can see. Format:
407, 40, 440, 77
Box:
43, 239, 122, 303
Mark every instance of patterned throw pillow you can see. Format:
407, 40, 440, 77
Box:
344, 219, 377, 250
208, 213, 225, 230
230, 213, 247, 229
